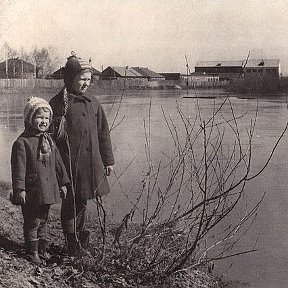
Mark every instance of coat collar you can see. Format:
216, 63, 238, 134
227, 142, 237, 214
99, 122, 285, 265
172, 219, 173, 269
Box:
21, 127, 51, 138
68, 92, 92, 103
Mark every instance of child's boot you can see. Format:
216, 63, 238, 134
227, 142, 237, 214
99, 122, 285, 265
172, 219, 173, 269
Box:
26, 239, 41, 265
67, 233, 78, 257
79, 230, 90, 250
61, 233, 78, 264
38, 239, 49, 260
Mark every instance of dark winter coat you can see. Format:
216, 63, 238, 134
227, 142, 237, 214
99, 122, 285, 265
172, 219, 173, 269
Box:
49, 89, 115, 200
11, 129, 70, 205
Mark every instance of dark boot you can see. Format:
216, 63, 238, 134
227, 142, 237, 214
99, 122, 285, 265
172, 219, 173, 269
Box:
38, 239, 49, 260
66, 233, 78, 257
61, 233, 79, 264
79, 230, 90, 250
26, 240, 41, 265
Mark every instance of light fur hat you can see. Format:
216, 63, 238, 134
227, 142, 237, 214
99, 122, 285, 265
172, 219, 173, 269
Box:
24, 97, 53, 126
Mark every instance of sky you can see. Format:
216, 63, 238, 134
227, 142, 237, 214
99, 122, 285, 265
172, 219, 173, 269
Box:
1, 0, 288, 74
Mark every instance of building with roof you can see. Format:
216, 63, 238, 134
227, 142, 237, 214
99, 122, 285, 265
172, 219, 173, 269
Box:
160, 73, 182, 81
132, 67, 165, 81
243, 59, 280, 78
47, 67, 64, 79
195, 59, 280, 81
0, 58, 39, 79
100, 66, 165, 81
190, 72, 220, 82
100, 66, 144, 80
195, 61, 243, 81
90, 67, 101, 80
47, 66, 101, 80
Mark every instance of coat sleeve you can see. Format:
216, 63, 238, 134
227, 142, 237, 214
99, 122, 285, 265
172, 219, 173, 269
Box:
11, 139, 26, 191
96, 103, 115, 167
54, 146, 70, 187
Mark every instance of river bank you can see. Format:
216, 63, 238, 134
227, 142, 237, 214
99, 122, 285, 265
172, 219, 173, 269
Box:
0, 181, 227, 288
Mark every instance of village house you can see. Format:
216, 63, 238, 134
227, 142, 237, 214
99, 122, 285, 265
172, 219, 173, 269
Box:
47, 67, 64, 79
48, 66, 101, 81
90, 67, 101, 80
100, 66, 164, 82
160, 73, 181, 81
0, 58, 39, 79
131, 67, 165, 81
100, 66, 143, 80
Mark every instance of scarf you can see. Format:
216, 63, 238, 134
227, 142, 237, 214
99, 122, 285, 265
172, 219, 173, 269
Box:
38, 132, 54, 165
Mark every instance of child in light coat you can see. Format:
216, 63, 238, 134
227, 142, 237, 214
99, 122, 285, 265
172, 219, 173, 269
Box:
11, 97, 69, 265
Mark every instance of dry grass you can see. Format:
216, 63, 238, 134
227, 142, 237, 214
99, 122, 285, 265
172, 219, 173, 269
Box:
0, 181, 224, 288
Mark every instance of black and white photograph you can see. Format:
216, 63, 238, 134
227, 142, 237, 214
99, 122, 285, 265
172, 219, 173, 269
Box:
0, 1, 288, 287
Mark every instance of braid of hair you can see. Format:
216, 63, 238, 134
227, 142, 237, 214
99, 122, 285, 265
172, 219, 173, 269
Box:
63, 87, 69, 116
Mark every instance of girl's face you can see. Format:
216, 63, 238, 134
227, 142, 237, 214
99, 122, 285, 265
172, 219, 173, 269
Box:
71, 70, 92, 95
32, 108, 51, 132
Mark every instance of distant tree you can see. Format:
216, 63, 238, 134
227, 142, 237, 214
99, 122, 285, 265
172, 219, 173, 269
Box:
0, 44, 61, 78
19, 46, 30, 62
29, 46, 60, 78
3, 42, 18, 59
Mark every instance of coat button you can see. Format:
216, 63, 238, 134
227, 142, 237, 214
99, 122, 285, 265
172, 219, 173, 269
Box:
84, 130, 88, 134
46, 177, 49, 181
82, 112, 86, 117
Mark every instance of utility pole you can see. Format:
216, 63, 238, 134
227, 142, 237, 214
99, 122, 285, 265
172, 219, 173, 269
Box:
185, 55, 190, 87
13, 58, 15, 77
5, 45, 8, 79
21, 59, 24, 79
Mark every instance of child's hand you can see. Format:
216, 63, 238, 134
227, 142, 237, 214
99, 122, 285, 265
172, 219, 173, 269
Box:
60, 186, 67, 199
11, 190, 26, 205
18, 191, 26, 204
105, 165, 114, 176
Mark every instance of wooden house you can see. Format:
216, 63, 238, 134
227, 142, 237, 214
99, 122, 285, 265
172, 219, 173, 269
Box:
131, 67, 165, 81
46, 67, 64, 79
100, 66, 143, 80
0, 58, 39, 79
47, 66, 101, 80
90, 67, 101, 80
160, 73, 181, 81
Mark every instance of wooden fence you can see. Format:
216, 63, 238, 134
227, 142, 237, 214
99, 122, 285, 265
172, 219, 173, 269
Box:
0, 79, 63, 88
0, 78, 230, 90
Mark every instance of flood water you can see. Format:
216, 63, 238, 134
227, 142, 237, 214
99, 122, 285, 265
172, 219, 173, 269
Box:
1, 88, 288, 287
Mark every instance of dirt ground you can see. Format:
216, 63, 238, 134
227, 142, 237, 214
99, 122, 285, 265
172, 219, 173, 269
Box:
0, 182, 102, 288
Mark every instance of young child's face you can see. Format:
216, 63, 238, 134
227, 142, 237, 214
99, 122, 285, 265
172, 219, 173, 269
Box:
32, 108, 51, 132
71, 70, 92, 95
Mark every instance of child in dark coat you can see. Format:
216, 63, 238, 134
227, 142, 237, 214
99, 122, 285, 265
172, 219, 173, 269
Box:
49, 53, 114, 258
11, 97, 70, 265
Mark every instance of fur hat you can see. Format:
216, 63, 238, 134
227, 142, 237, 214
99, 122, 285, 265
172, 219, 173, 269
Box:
24, 97, 53, 127
64, 52, 91, 90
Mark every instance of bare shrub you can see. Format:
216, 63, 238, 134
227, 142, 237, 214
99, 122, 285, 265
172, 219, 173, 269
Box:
77, 96, 287, 287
